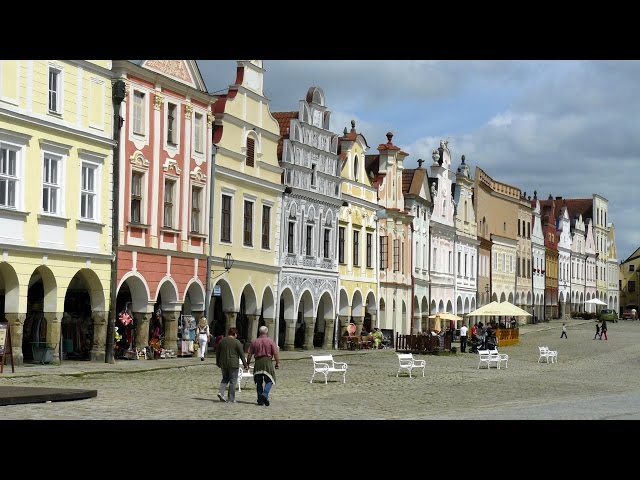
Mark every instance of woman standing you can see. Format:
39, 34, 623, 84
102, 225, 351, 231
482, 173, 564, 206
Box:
197, 317, 211, 361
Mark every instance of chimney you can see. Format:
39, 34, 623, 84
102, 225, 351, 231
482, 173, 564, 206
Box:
417, 158, 424, 168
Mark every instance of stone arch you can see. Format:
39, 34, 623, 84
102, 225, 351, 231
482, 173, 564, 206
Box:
500, 292, 506, 302
446, 300, 453, 313
339, 288, 349, 316
118, 272, 150, 313
155, 277, 180, 311
0, 261, 20, 313
351, 289, 363, 318
184, 279, 205, 313
507, 292, 513, 303
456, 296, 463, 314
278, 286, 295, 348
464, 297, 470, 314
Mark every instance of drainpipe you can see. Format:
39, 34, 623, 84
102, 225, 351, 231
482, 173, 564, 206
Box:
204, 144, 218, 319
105, 80, 126, 364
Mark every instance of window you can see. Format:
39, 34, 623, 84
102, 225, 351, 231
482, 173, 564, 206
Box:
194, 112, 203, 153
527, 222, 530, 238
163, 179, 175, 228
380, 236, 388, 270
366, 232, 372, 268
48, 67, 61, 113
262, 205, 270, 249
465, 253, 468, 276
401, 242, 405, 274
324, 228, 330, 259
287, 221, 294, 253
0, 146, 17, 208
42, 154, 60, 214
630, 265, 635, 272
338, 226, 345, 263
433, 248, 438, 270
353, 155, 359, 181
191, 186, 202, 233
306, 225, 313, 255
243, 200, 253, 246
518, 220, 521, 236
130, 171, 143, 223
167, 102, 177, 145
629, 281, 636, 293
457, 252, 461, 275
393, 239, 399, 272
246, 137, 255, 167
221, 194, 231, 242
133, 91, 145, 135
311, 164, 316, 187
353, 230, 360, 266
80, 163, 96, 220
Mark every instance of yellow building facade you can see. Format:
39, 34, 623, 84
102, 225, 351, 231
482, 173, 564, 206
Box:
337, 121, 378, 336
0, 60, 114, 364
208, 61, 283, 344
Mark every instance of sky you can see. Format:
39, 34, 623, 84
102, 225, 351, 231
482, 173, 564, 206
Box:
197, 60, 640, 263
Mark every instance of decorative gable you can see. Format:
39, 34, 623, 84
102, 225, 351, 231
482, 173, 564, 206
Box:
140, 60, 207, 92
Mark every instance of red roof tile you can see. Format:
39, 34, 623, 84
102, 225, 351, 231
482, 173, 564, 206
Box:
271, 111, 298, 160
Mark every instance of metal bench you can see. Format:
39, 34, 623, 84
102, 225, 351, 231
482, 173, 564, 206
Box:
310, 354, 348, 384
396, 353, 426, 378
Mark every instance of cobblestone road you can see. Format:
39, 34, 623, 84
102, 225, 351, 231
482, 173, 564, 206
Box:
2, 319, 640, 420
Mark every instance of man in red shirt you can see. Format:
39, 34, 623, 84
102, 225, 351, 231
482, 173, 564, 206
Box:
246, 325, 281, 406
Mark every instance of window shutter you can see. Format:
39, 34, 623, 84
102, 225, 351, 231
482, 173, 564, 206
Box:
246, 138, 255, 167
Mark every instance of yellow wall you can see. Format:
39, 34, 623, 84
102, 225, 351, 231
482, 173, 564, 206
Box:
211, 77, 283, 312
0, 60, 114, 314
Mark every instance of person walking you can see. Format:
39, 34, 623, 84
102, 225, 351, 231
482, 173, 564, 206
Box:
560, 323, 568, 339
601, 320, 608, 341
246, 325, 280, 406
459, 324, 468, 353
215, 327, 248, 403
197, 317, 211, 361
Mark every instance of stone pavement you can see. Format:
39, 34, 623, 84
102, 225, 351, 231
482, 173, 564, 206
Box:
1, 318, 640, 420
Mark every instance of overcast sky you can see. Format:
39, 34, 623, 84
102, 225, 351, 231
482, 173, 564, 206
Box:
197, 60, 639, 263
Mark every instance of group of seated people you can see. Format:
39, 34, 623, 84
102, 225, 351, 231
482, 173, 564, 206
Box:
343, 326, 386, 349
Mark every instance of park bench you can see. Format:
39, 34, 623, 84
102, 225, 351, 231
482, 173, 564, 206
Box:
310, 354, 348, 384
237, 358, 254, 391
477, 349, 501, 369
489, 348, 509, 368
538, 346, 558, 364
396, 353, 426, 378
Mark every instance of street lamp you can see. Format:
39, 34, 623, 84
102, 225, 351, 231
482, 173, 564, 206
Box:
211, 253, 234, 281
105, 80, 126, 364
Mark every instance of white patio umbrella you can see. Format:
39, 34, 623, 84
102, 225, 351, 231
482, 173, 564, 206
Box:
466, 301, 532, 317
428, 312, 463, 331
585, 298, 607, 306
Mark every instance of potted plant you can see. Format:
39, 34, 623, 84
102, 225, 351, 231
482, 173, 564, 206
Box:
149, 338, 163, 359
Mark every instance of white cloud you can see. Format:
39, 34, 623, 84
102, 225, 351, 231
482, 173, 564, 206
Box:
198, 59, 640, 261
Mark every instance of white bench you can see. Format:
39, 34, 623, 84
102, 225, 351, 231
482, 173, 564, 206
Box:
477, 349, 501, 369
310, 354, 348, 384
237, 358, 254, 391
396, 353, 426, 378
489, 348, 509, 368
538, 346, 558, 363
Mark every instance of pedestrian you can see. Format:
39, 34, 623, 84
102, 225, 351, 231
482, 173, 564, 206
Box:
594, 323, 600, 340
601, 320, 608, 341
197, 317, 211, 361
459, 324, 468, 352
215, 327, 248, 403
560, 323, 567, 339
246, 325, 280, 406
151, 311, 162, 340
181, 317, 191, 356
